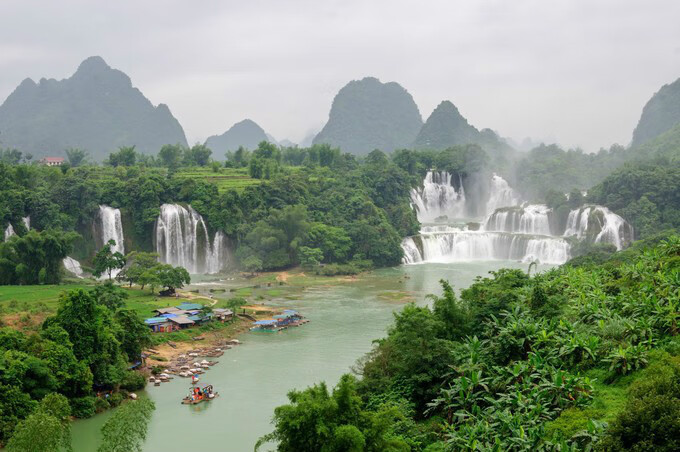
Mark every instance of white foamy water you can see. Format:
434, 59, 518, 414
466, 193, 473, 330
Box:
410, 170, 466, 222
154, 204, 230, 274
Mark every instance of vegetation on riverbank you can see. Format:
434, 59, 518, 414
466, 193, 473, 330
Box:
262, 234, 680, 451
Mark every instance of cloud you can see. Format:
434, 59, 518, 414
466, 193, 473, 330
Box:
1, 0, 679, 149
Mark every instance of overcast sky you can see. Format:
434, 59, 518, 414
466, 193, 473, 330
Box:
1, 0, 679, 151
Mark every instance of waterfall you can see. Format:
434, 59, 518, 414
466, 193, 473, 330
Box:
206, 231, 229, 274
154, 204, 229, 274
401, 229, 570, 265
4, 224, 15, 241
410, 170, 466, 222
564, 207, 591, 238
22, 217, 30, 230
98, 206, 125, 254
484, 204, 552, 235
62, 257, 84, 277
486, 173, 520, 215
563, 205, 633, 250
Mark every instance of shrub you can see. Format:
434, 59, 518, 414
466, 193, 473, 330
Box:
70, 396, 96, 419
94, 396, 111, 413
108, 392, 125, 408
598, 355, 680, 451
119, 371, 146, 391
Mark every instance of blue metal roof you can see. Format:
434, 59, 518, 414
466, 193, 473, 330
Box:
144, 317, 169, 325
177, 302, 204, 311
253, 319, 277, 325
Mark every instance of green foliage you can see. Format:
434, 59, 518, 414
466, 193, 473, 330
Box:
98, 398, 155, 452
269, 236, 680, 451
52, 290, 127, 387
107, 146, 138, 167
588, 162, 680, 238
69, 396, 96, 419
65, 148, 88, 167
599, 354, 680, 451
92, 239, 126, 280
257, 374, 410, 452
299, 246, 324, 270
0, 230, 79, 285
154, 264, 190, 293
91, 280, 129, 311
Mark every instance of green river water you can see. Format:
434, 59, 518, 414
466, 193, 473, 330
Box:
71, 261, 544, 452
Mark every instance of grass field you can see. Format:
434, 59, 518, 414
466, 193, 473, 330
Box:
0, 283, 205, 320
175, 167, 261, 193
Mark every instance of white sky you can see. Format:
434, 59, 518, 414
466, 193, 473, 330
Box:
1, 0, 679, 150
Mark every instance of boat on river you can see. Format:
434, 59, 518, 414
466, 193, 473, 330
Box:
250, 319, 285, 332
182, 385, 218, 405
250, 310, 307, 332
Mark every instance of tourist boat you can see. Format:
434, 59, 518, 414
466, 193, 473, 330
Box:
191, 374, 200, 384
181, 385, 218, 405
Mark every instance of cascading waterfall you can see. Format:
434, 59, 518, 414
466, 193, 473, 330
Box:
483, 204, 552, 235
410, 170, 466, 222
98, 205, 125, 254
486, 173, 520, 215
402, 229, 570, 265
403, 168, 636, 265
563, 205, 633, 250
154, 204, 229, 274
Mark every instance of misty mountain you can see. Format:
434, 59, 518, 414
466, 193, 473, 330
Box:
631, 77, 680, 147
313, 77, 422, 155
205, 119, 269, 152
0, 56, 187, 160
413, 100, 512, 154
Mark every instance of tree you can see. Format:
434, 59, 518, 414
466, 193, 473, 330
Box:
157, 144, 183, 169
90, 280, 129, 311
184, 144, 212, 166
154, 264, 190, 294
6, 393, 73, 452
117, 252, 159, 288
98, 399, 155, 452
114, 310, 151, 362
242, 255, 263, 275
53, 289, 126, 387
0, 230, 78, 285
92, 240, 126, 280
299, 246, 323, 270
107, 146, 137, 167
305, 223, 352, 263
64, 148, 88, 167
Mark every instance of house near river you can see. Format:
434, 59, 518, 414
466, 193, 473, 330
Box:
144, 302, 233, 333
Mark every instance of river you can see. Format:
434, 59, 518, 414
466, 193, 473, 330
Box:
71, 260, 545, 451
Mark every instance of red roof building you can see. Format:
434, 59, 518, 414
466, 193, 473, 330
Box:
39, 157, 65, 166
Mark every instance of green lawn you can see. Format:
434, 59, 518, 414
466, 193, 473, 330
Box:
175, 167, 261, 193
0, 283, 189, 319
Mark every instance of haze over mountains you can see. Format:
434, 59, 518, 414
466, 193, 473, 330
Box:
0, 57, 679, 161
0, 56, 187, 161
205, 119, 269, 153
631, 77, 680, 147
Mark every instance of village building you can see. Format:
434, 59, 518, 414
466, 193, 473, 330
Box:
145, 302, 225, 333
213, 308, 234, 322
39, 156, 65, 166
